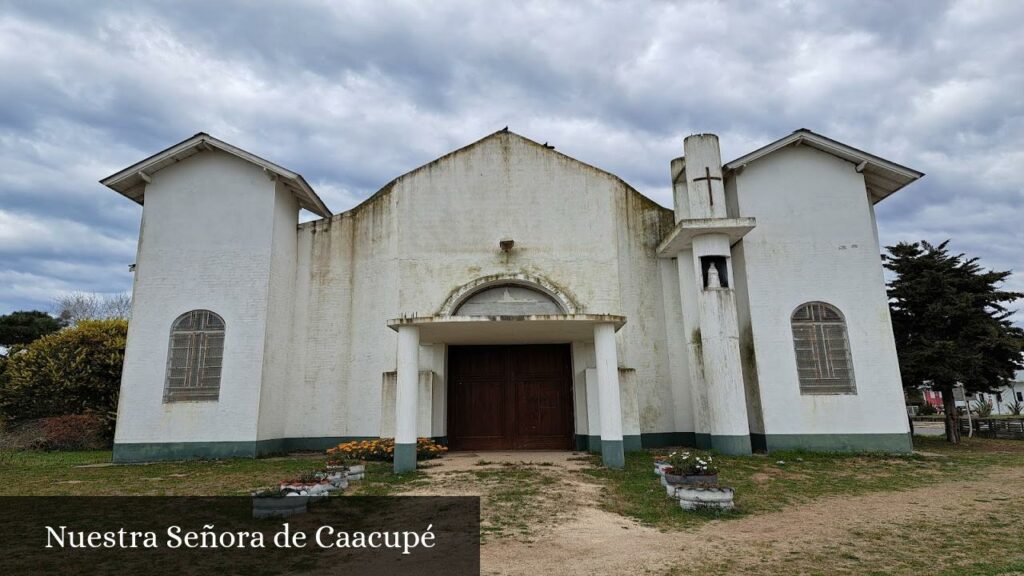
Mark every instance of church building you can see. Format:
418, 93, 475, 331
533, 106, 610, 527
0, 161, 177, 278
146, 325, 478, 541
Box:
102, 128, 923, 471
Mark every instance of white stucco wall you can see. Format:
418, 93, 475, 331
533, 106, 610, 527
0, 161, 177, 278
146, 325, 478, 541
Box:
256, 185, 300, 441
733, 145, 910, 436
614, 183, 679, 434
115, 151, 282, 444
284, 132, 676, 440
285, 191, 399, 440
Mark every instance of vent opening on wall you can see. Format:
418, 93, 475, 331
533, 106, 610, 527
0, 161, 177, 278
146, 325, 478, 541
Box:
700, 256, 729, 289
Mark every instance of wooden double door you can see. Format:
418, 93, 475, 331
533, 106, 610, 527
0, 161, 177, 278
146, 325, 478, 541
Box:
447, 344, 574, 451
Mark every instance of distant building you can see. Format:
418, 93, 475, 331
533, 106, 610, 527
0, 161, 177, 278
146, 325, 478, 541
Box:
922, 389, 944, 409
969, 372, 1024, 415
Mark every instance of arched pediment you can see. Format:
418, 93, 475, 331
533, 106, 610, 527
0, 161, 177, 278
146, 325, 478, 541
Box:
438, 273, 580, 316
454, 285, 563, 316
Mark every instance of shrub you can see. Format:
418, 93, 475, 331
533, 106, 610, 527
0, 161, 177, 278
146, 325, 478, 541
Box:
326, 438, 447, 463
0, 319, 127, 438
919, 403, 938, 416
972, 398, 994, 418
1006, 399, 1024, 416
0, 414, 109, 451
36, 414, 109, 450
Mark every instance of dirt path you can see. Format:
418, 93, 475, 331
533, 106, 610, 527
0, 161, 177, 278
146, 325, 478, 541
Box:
407, 452, 1024, 576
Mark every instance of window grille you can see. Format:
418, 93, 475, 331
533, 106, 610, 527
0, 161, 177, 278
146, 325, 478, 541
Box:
164, 310, 224, 402
791, 302, 856, 395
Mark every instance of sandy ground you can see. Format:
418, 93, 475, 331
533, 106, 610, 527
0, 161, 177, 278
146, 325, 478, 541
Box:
406, 451, 1024, 576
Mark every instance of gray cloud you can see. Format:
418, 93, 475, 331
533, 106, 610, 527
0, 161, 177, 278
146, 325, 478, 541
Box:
0, 0, 1021, 320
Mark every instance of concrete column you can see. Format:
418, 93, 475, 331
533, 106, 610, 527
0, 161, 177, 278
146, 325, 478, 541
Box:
676, 249, 711, 448
394, 325, 419, 474
594, 322, 625, 469
692, 234, 752, 455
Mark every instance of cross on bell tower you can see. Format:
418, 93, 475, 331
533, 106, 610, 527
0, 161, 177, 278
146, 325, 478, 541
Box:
682, 134, 727, 219
692, 166, 722, 207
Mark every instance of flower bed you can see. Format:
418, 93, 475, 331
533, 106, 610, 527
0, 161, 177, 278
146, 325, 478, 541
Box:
662, 451, 719, 485
326, 437, 447, 462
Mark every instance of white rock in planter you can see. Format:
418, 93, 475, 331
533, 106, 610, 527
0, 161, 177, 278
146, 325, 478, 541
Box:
346, 471, 365, 481
659, 475, 668, 487
665, 483, 679, 498
677, 486, 735, 511
307, 484, 331, 496
347, 464, 366, 475
654, 463, 671, 476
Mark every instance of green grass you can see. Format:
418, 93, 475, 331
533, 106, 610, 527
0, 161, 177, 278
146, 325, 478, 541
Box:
6, 440, 1024, 575
0, 450, 424, 496
583, 436, 1024, 530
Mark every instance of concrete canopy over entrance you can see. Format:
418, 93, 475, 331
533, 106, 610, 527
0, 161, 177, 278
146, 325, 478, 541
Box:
386, 314, 625, 344
385, 314, 628, 473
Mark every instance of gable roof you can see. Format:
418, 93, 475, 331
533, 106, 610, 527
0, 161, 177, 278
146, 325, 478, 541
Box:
723, 129, 924, 204
100, 133, 331, 217
337, 128, 672, 219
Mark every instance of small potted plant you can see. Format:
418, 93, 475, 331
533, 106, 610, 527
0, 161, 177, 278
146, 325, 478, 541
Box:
664, 451, 718, 486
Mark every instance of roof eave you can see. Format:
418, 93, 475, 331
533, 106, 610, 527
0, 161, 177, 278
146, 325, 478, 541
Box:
723, 129, 925, 204
99, 133, 332, 217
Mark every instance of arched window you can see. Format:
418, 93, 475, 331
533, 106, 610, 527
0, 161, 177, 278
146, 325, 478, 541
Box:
791, 302, 856, 395
453, 284, 564, 316
164, 310, 225, 402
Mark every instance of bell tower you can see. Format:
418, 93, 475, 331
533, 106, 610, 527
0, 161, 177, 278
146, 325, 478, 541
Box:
661, 133, 757, 454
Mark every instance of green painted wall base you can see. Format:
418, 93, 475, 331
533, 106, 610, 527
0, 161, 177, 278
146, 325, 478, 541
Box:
579, 434, 642, 453
695, 433, 711, 449
113, 441, 257, 462
623, 435, 642, 452
601, 440, 625, 469
393, 443, 417, 474
112, 431, 912, 465
753, 432, 913, 454
112, 437, 378, 463
711, 434, 752, 455
637, 432, 696, 448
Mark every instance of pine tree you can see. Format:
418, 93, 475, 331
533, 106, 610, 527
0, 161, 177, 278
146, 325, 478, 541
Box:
885, 241, 1024, 442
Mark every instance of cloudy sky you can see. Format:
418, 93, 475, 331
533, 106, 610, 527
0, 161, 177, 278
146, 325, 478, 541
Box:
0, 0, 1021, 319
